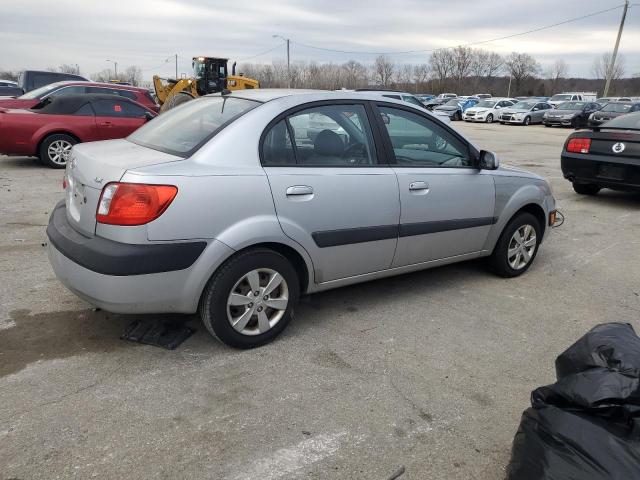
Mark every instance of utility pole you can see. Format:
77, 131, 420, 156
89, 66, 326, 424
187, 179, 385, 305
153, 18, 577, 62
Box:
286, 38, 291, 88
273, 35, 291, 88
175, 54, 178, 79
603, 0, 629, 97
107, 59, 118, 80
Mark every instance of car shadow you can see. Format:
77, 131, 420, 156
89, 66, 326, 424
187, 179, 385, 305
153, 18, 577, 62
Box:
0, 155, 42, 169
574, 189, 640, 208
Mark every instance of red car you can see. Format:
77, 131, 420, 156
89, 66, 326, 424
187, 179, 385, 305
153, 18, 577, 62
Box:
0, 80, 159, 112
0, 94, 156, 168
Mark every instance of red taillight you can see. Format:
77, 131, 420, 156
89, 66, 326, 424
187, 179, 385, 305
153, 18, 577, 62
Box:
62, 176, 67, 190
566, 138, 591, 154
96, 183, 177, 226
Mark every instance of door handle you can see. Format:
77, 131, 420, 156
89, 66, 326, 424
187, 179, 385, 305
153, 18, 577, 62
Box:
99, 121, 113, 127
286, 185, 314, 196
409, 181, 429, 191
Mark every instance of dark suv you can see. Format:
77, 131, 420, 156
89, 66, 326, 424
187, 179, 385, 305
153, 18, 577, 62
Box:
17, 70, 87, 93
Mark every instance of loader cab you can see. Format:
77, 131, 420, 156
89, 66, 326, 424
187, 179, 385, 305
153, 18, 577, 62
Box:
192, 56, 228, 95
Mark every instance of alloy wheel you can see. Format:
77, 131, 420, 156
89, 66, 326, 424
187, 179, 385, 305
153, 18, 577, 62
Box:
226, 268, 289, 336
47, 140, 73, 165
507, 224, 537, 270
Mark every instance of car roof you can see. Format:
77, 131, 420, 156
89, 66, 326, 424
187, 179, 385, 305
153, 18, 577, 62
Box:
38, 80, 149, 92
222, 88, 429, 104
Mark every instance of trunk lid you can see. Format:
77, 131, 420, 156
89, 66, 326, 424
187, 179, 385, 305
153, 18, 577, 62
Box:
65, 139, 182, 236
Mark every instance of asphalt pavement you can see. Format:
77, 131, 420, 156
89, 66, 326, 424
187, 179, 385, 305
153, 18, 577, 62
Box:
1, 122, 639, 479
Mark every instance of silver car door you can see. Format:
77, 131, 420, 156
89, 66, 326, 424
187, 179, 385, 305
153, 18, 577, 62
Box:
374, 104, 495, 267
262, 103, 400, 283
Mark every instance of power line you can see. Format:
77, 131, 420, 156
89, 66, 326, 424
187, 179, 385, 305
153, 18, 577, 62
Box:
237, 42, 287, 62
289, 4, 630, 56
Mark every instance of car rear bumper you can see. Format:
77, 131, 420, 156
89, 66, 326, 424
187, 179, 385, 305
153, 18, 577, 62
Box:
46, 201, 234, 313
561, 154, 640, 191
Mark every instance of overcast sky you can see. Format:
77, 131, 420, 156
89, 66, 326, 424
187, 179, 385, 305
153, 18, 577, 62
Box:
1, 0, 638, 80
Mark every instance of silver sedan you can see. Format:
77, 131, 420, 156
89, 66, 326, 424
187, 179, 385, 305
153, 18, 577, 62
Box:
47, 90, 556, 348
499, 101, 553, 125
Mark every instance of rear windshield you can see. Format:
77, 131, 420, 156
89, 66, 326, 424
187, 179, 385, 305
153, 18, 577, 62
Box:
128, 96, 260, 156
557, 102, 585, 110
511, 101, 536, 109
19, 82, 67, 99
602, 103, 633, 113
601, 112, 640, 130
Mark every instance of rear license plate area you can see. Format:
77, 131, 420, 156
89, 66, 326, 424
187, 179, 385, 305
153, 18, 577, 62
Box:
597, 164, 626, 180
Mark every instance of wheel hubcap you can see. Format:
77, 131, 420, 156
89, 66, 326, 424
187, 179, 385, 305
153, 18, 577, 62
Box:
47, 140, 73, 165
226, 268, 289, 336
507, 224, 537, 270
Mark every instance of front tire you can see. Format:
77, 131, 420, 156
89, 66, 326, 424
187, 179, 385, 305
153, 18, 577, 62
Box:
39, 133, 77, 169
488, 212, 541, 278
572, 183, 600, 195
199, 249, 300, 348
523, 116, 531, 126
486, 113, 494, 124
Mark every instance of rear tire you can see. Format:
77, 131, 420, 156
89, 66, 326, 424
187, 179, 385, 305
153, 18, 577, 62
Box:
160, 91, 195, 113
39, 133, 77, 169
454, 111, 462, 121
488, 212, 541, 278
199, 249, 300, 349
572, 183, 600, 195
486, 113, 494, 124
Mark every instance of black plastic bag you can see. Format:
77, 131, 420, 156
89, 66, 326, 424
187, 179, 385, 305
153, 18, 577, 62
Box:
507, 323, 640, 480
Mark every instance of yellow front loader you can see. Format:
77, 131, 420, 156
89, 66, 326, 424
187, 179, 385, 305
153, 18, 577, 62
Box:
153, 56, 259, 112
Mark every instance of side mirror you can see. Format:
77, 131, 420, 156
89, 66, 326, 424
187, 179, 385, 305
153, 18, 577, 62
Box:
479, 150, 500, 170
144, 111, 155, 121
533, 107, 539, 111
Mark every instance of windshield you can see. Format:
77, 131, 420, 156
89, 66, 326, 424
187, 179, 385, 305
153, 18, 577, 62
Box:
550, 94, 572, 101
128, 96, 260, 156
476, 100, 497, 108
602, 112, 640, 130
511, 102, 536, 110
445, 98, 461, 106
557, 102, 585, 110
602, 103, 633, 113
19, 81, 68, 99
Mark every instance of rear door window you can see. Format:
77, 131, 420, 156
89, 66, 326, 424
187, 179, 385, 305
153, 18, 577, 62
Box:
262, 104, 377, 167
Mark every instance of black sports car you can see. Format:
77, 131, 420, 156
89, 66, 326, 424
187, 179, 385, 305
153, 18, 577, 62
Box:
561, 112, 640, 194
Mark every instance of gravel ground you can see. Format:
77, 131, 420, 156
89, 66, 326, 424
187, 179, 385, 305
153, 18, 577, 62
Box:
1, 122, 639, 479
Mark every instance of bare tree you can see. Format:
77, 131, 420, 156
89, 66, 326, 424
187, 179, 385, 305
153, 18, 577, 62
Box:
395, 64, 413, 89
123, 66, 143, 86
90, 69, 112, 83
342, 60, 367, 89
504, 52, 540, 94
373, 55, 394, 87
545, 59, 569, 91
0, 69, 19, 81
429, 49, 455, 89
451, 46, 474, 90
592, 52, 625, 80
413, 63, 430, 92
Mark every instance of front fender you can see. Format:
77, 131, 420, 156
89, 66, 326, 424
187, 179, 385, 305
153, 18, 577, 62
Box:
484, 179, 549, 252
